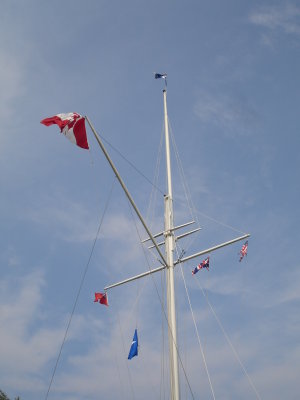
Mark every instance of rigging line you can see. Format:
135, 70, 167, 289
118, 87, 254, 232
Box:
126, 201, 150, 328
44, 179, 116, 400
176, 248, 216, 400
160, 269, 166, 400
174, 189, 247, 235
108, 277, 147, 396
128, 207, 195, 400
144, 128, 164, 263
116, 310, 136, 400
106, 307, 127, 396
113, 349, 126, 397
168, 119, 247, 237
128, 200, 179, 400
143, 123, 166, 400
195, 281, 262, 400
146, 123, 164, 236
169, 125, 199, 254
168, 119, 201, 226
145, 126, 165, 277
127, 196, 168, 400
195, 208, 247, 235
174, 198, 247, 236
98, 131, 165, 196
101, 121, 246, 240
174, 246, 188, 400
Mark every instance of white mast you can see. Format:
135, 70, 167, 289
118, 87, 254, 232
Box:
163, 89, 180, 400
87, 81, 250, 399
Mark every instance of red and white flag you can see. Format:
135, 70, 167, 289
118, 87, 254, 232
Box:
41, 112, 89, 149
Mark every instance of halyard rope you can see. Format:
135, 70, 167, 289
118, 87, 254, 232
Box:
44, 180, 115, 400
176, 249, 216, 400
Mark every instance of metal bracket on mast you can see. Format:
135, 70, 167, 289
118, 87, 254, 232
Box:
141, 220, 196, 243
103, 233, 250, 291
147, 227, 202, 250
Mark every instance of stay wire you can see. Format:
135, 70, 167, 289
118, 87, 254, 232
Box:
126, 204, 195, 400
123, 202, 163, 399
144, 123, 166, 400
97, 120, 245, 397
146, 123, 164, 231
126, 201, 144, 330
169, 120, 200, 228
98, 131, 165, 196
160, 269, 166, 400
176, 247, 216, 400
105, 306, 127, 396
195, 280, 262, 400
170, 121, 255, 396
116, 309, 136, 400
169, 120, 247, 237
98, 129, 247, 238
44, 179, 115, 400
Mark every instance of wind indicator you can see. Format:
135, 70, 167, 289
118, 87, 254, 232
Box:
154, 72, 167, 86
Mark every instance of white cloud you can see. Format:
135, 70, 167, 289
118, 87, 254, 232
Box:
255, 266, 300, 308
0, 272, 68, 390
193, 92, 259, 136
0, 52, 25, 121
1, 245, 21, 267
25, 192, 155, 273
26, 194, 98, 242
249, 4, 300, 36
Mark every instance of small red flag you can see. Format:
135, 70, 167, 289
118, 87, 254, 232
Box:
94, 292, 109, 306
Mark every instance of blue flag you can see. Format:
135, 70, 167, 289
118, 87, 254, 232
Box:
155, 73, 167, 79
128, 329, 138, 360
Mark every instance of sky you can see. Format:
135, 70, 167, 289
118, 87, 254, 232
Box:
0, 1, 300, 399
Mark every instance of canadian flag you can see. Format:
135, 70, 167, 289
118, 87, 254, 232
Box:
41, 112, 89, 149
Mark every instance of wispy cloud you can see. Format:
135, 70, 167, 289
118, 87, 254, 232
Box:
0, 270, 110, 396
249, 4, 300, 36
0, 52, 25, 122
1, 245, 21, 267
0, 272, 65, 386
193, 92, 259, 136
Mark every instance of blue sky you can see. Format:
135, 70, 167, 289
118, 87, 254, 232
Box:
0, 1, 300, 399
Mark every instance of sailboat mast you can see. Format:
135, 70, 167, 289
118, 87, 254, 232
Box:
163, 89, 180, 400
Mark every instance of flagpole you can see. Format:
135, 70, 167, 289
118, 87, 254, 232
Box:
163, 88, 180, 400
87, 82, 250, 400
